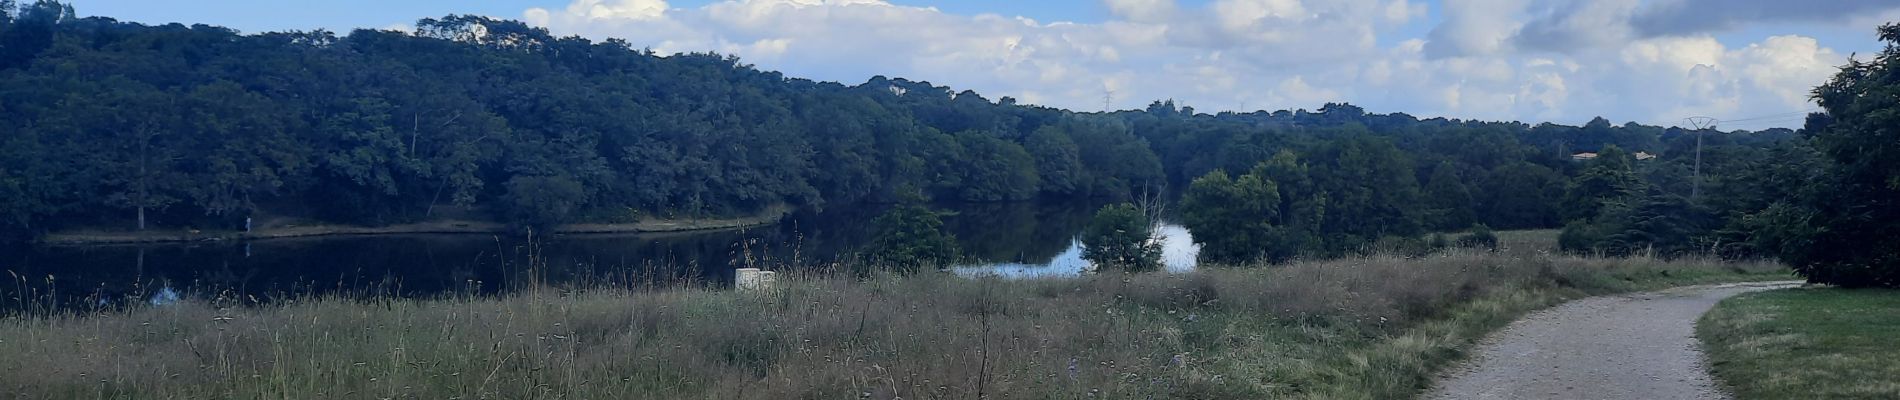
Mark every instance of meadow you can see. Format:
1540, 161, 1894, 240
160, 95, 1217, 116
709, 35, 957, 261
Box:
0, 232, 1789, 399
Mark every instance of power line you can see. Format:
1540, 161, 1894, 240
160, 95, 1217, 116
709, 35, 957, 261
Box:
1718, 117, 1808, 128
1711, 109, 1820, 124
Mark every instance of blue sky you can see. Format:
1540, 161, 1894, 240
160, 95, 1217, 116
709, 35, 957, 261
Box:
64, 0, 1900, 128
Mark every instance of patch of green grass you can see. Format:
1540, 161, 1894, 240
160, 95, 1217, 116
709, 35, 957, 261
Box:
1699, 288, 1900, 399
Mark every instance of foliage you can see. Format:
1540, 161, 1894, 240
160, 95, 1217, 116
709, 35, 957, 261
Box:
1181, 169, 1278, 263
1423, 162, 1476, 230
1775, 22, 1900, 288
502, 175, 587, 230
1080, 203, 1161, 272
1561, 145, 1642, 223
1456, 224, 1499, 250
867, 203, 959, 272
1185, 142, 1428, 264
0, 3, 1809, 244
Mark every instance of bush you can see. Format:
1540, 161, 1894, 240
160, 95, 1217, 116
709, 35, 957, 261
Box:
1559, 220, 1609, 254
1429, 233, 1451, 250
1371, 235, 1436, 257
1457, 224, 1499, 250
1081, 203, 1161, 272
867, 203, 960, 272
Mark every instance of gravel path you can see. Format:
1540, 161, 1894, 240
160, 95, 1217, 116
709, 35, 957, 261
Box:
1426, 281, 1804, 400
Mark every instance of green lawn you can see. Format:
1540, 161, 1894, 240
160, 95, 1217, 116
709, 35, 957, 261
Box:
1699, 288, 1900, 399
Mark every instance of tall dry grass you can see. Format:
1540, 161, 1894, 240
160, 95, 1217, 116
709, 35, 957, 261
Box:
0, 245, 1787, 399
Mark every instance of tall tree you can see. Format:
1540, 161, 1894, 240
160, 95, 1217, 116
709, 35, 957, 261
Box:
1422, 162, 1476, 231
1180, 169, 1278, 264
1024, 126, 1083, 196
1562, 144, 1641, 222
1783, 23, 1900, 288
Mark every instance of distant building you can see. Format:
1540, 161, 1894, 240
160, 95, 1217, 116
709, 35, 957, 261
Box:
1571, 152, 1599, 161
1635, 151, 1658, 160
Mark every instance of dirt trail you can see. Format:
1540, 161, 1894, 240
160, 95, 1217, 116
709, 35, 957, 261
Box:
1426, 281, 1803, 400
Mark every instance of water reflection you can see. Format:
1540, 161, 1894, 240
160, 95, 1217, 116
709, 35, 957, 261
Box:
952, 223, 1199, 278
148, 287, 179, 306
1, 202, 1198, 312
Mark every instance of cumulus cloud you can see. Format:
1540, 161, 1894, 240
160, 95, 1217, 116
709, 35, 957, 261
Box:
521, 0, 1870, 128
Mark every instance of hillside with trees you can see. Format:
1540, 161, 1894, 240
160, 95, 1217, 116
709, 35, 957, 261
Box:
0, 0, 1826, 273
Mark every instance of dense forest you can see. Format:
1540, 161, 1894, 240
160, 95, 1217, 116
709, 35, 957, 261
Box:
0, 1, 1803, 244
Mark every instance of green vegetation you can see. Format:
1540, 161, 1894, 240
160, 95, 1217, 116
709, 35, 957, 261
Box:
0, 1, 1807, 244
0, 238, 1788, 399
866, 202, 959, 272
1770, 24, 1900, 288
1699, 289, 1900, 399
1455, 225, 1498, 250
1558, 23, 1900, 288
1080, 203, 1160, 271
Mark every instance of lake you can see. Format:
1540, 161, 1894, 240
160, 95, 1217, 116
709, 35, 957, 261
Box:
0, 202, 1198, 313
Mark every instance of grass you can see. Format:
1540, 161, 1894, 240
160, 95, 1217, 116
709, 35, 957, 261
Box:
1698, 288, 1900, 399
0, 233, 1790, 399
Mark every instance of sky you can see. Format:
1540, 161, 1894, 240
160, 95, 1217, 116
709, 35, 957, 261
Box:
67, 0, 1900, 129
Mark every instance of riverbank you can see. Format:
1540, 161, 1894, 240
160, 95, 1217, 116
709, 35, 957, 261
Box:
0, 248, 1788, 399
1698, 287, 1900, 399
34, 205, 794, 245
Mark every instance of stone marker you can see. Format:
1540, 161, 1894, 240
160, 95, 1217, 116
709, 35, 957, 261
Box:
735, 268, 777, 291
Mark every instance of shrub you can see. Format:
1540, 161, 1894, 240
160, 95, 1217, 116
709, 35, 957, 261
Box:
1457, 224, 1499, 250
1081, 203, 1161, 272
867, 203, 960, 272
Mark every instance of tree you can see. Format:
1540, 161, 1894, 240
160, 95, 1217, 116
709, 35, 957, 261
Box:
1562, 144, 1641, 222
0, 5, 1815, 246
1778, 23, 1900, 288
1081, 203, 1161, 272
1476, 162, 1564, 229
868, 202, 960, 272
1180, 169, 1278, 264
502, 175, 586, 230
1248, 151, 1326, 261
1423, 162, 1475, 231
952, 132, 1039, 202
79, 80, 187, 231
1025, 126, 1083, 196
1305, 133, 1423, 249
0, 0, 68, 70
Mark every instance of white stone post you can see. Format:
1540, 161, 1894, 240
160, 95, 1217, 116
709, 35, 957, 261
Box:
735, 268, 777, 291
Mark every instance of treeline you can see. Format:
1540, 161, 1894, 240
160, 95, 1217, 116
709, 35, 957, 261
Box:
1174, 22, 1900, 290
1557, 23, 1900, 288
0, 2, 1799, 245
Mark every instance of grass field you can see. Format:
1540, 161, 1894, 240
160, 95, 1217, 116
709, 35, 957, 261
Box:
0, 233, 1790, 399
1699, 288, 1900, 399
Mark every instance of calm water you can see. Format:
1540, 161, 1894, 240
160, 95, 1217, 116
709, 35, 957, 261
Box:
1, 202, 1197, 312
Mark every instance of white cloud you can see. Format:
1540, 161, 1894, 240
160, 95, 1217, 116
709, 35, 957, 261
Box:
1104, 0, 1176, 23
519, 0, 1872, 128
1424, 0, 1525, 58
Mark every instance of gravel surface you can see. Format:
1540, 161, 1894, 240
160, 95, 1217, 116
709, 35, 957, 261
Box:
1426, 281, 1803, 400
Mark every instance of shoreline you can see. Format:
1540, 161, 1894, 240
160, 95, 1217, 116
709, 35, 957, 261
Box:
34, 205, 793, 246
